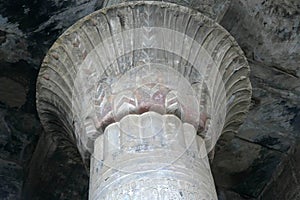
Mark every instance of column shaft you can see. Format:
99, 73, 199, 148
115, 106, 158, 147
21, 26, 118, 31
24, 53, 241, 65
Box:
89, 112, 217, 199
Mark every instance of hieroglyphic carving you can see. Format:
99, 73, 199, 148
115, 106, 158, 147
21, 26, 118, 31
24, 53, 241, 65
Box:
89, 112, 217, 200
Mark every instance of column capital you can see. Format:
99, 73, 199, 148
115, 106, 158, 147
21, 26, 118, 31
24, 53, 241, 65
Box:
37, 0, 251, 167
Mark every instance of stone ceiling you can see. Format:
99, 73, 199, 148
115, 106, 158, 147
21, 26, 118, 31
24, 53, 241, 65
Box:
0, 0, 299, 199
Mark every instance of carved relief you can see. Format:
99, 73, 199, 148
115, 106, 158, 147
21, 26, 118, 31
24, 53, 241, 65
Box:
37, 1, 251, 199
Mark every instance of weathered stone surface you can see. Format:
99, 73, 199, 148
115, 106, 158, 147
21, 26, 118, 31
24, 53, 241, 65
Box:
103, 0, 231, 22
249, 60, 300, 110
261, 140, 300, 200
0, 0, 104, 67
220, 0, 300, 78
212, 55, 300, 198
91, 112, 216, 199
22, 132, 88, 200
0, 1, 103, 198
36, 1, 251, 166
217, 188, 254, 200
0, 107, 41, 200
0, 159, 23, 200
215, 2, 300, 197
0, 77, 26, 108
0, 0, 299, 199
0, 61, 38, 112
212, 136, 284, 198
237, 66, 299, 153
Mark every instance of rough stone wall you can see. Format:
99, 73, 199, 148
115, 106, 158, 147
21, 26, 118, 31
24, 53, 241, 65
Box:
212, 0, 300, 199
0, 108, 41, 199
0, 1, 104, 199
22, 132, 89, 200
220, 0, 300, 78
0, 0, 299, 199
260, 139, 300, 200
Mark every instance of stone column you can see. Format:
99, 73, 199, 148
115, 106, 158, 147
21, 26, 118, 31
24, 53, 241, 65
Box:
36, 1, 252, 199
90, 112, 217, 199
88, 62, 218, 199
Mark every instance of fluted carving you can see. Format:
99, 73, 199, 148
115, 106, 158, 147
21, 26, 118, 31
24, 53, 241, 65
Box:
37, 2, 251, 163
37, 1, 251, 199
102, 0, 231, 22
